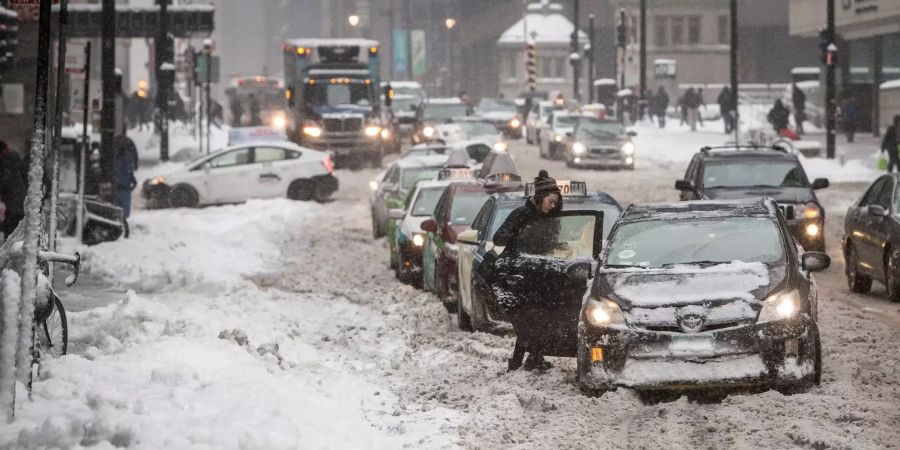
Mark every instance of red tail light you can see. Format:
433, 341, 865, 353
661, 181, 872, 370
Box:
322, 155, 334, 174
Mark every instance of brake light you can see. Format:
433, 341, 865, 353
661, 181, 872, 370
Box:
322, 155, 334, 174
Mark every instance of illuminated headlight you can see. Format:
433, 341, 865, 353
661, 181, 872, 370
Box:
149, 176, 166, 186
805, 223, 820, 237
365, 125, 382, 137
620, 141, 635, 155
625, 156, 634, 164
757, 289, 801, 323
303, 125, 322, 138
554, 134, 563, 142
422, 126, 435, 138
381, 128, 392, 140
509, 118, 522, 129
369, 180, 379, 191
493, 141, 508, 152
802, 202, 822, 219
271, 113, 287, 130
572, 142, 587, 155
412, 233, 425, 247
585, 298, 626, 327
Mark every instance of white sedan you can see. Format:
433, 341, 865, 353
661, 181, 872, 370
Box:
142, 141, 338, 208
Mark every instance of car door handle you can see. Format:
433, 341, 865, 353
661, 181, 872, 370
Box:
259, 173, 281, 180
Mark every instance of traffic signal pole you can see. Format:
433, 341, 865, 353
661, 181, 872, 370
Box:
825, 0, 836, 159
100, 0, 116, 198
48, 0, 68, 258
730, 0, 739, 145
639, 0, 646, 106
156, 0, 171, 162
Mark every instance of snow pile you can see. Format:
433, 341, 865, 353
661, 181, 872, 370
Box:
60, 199, 312, 292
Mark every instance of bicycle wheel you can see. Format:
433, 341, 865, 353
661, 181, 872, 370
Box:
36, 293, 68, 358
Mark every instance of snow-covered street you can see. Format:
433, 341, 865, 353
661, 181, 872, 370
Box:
2, 124, 899, 449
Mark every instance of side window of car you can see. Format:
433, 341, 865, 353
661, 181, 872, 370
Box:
466, 144, 490, 162
286, 150, 302, 160
388, 167, 400, 184
207, 148, 251, 169
254, 147, 287, 163
685, 156, 700, 183
472, 200, 493, 237
876, 178, 894, 209
860, 178, 888, 206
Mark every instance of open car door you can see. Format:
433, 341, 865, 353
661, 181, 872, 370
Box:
493, 210, 604, 357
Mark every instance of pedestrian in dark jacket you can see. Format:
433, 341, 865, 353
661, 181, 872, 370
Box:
767, 100, 791, 135
843, 95, 860, 143
696, 88, 706, 127
0, 141, 28, 238
655, 87, 669, 129
492, 170, 563, 372
113, 136, 138, 221
717, 87, 734, 134
882, 115, 900, 173
792, 83, 807, 135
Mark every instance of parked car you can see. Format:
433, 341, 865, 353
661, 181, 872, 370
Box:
843, 174, 900, 302
576, 199, 828, 396
564, 117, 636, 170
142, 141, 337, 208
675, 145, 829, 252
370, 155, 449, 238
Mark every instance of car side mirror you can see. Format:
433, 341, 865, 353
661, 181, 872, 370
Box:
421, 218, 437, 233
457, 228, 479, 245
627, 130, 638, 137
867, 204, 888, 217
812, 178, 830, 190
388, 208, 405, 220
675, 179, 694, 191
802, 252, 831, 272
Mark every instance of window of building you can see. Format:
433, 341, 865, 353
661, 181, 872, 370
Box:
654, 16, 668, 47
671, 16, 684, 45
688, 16, 701, 44
507, 53, 517, 78
541, 56, 552, 78
555, 57, 566, 78
718, 15, 728, 44
883, 34, 900, 82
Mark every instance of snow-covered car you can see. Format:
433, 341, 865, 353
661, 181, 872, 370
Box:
539, 111, 580, 160
414, 98, 469, 143
564, 117, 637, 170
454, 117, 505, 146
387, 179, 456, 285
577, 199, 828, 396
369, 155, 449, 238
401, 140, 496, 165
476, 98, 523, 139
388, 94, 424, 140
456, 182, 622, 332
525, 100, 554, 145
142, 141, 338, 208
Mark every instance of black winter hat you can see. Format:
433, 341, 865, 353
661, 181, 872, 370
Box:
533, 170, 561, 198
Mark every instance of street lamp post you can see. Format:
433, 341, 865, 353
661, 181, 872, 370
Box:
570, 0, 581, 102
446, 18, 456, 96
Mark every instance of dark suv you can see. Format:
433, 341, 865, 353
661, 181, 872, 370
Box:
675, 146, 829, 252
576, 199, 829, 396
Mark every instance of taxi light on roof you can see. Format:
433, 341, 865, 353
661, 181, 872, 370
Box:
438, 168, 476, 180
309, 79, 316, 85
591, 347, 604, 362
524, 180, 587, 197
369, 46, 378, 55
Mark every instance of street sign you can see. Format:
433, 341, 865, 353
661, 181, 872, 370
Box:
65, 43, 86, 76
194, 54, 220, 84
71, 79, 102, 112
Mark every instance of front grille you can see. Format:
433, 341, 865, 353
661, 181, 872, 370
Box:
642, 319, 749, 333
590, 147, 618, 156
778, 204, 795, 220
397, 116, 417, 124
323, 118, 363, 133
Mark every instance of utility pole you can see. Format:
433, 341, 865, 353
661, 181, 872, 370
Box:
156, 0, 172, 161
730, 0, 739, 144
825, 0, 836, 159
100, 0, 116, 199
405, 0, 412, 80
77, 42, 91, 245
570, 0, 581, 102
588, 14, 595, 103
49, 0, 68, 257
639, 0, 646, 101
204, 39, 212, 154
617, 8, 626, 90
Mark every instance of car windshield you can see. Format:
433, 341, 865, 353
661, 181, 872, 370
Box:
450, 191, 491, 225
479, 99, 518, 113
578, 121, 625, 139
488, 200, 619, 241
554, 115, 576, 128
401, 168, 440, 190
403, 147, 448, 159
411, 187, 445, 217
703, 161, 809, 189
458, 122, 498, 137
306, 81, 373, 107
425, 104, 467, 121
393, 97, 420, 111
514, 215, 598, 259
605, 217, 784, 269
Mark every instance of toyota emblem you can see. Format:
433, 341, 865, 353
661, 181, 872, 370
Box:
679, 315, 704, 333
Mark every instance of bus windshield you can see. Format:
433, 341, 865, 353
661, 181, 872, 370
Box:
306, 81, 374, 108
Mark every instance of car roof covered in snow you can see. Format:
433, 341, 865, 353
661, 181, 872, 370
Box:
394, 154, 450, 169
696, 146, 799, 162
619, 199, 777, 224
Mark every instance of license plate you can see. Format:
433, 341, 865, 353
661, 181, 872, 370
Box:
669, 336, 715, 356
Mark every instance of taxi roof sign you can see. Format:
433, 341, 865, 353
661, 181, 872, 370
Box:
524, 180, 587, 197
438, 168, 476, 181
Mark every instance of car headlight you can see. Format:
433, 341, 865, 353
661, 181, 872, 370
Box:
585, 298, 626, 327
572, 142, 587, 155
554, 134, 563, 142
412, 233, 425, 247
365, 125, 382, 137
149, 176, 166, 186
303, 125, 322, 138
805, 223, 820, 237
620, 141, 635, 155
802, 202, 821, 219
271, 113, 287, 130
369, 180, 379, 191
509, 118, 522, 128
422, 126, 435, 138
757, 289, 801, 323
381, 128, 392, 140
493, 141, 508, 152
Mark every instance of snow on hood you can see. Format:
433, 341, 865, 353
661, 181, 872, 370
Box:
606, 262, 772, 308
703, 187, 815, 204
480, 111, 517, 121
312, 105, 373, 117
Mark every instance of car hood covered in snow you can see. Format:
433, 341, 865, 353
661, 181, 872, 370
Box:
703, 187, 816, 205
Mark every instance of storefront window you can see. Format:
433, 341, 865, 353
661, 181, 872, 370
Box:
849, 38, 875, 84
882, 34, 900, 83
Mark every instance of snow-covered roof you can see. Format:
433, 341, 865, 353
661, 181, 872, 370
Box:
791, 67, 820, 75
498, 1, 587, 46
285, 38, 379, 48
395, 154, 450, 169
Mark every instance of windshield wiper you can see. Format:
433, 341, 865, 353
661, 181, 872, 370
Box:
605, 264, 646, 269
661, 260, 729, 268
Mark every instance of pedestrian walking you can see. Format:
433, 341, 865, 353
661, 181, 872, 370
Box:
792, 83, 807, 135
490, 170, 562, 372
882, 115, 900, 173
685, 88, 700, 131
113, 136, 138, 228
717, 87, 734, 134
767, 100, 791, 136
230, 99, 245, 127
677, 93, 688, 126
843, 95, 860, 143
696, 88, 706, 127
655, 87, 669, 129
0, 141, 27, 238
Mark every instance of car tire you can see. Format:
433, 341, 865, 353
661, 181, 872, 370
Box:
812, 324, 822, 386
885, 249, 900, 303
169, 184, 199, 208
287, 180, 315, 201
372, 213, 385, 239
846, 245, 873, 294
457, 289, 473, 332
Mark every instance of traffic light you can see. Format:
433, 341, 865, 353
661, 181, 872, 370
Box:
818, 28, 836, 65
616, 9, 627, 48
0, 9, 19, 73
